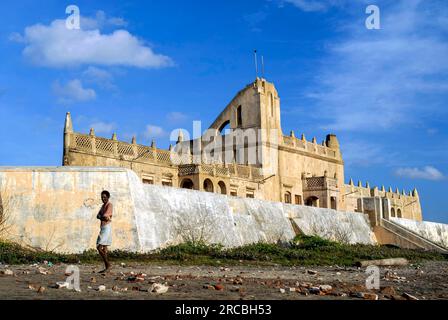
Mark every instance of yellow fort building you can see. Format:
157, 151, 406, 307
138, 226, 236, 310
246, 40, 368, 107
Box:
62, 77, 422, 224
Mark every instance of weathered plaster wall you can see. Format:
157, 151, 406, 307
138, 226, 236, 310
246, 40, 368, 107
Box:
0, 167, 377, 254
391, 217, 448, 249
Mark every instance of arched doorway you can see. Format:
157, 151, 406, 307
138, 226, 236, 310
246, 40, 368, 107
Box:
180, 178, 194, 189
397, 209, 402, 218
203, 179, 214, 193
391, 208, 396, 217
217, 181, 227, 195
284, 192, 291, 204
330, 197, 337, 210
305, 196, 319, 207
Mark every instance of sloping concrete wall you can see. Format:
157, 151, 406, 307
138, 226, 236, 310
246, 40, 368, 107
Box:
0, 167, 376, 254
391, 217, 448, 249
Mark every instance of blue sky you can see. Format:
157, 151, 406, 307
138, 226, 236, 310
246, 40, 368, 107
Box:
0, 0, 447, 222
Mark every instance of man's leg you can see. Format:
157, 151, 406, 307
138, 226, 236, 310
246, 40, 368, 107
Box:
103, 245, 111, 270
97, 245, 108, 272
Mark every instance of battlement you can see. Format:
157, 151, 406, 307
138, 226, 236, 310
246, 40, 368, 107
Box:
281, 133, 341, 161
345, 179, 419, 200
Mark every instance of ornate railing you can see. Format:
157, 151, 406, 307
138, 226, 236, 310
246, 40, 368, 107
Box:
69, 132, 263, 180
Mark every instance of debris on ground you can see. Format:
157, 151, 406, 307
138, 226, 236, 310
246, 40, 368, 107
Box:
149, 283, 169, 294
356, 258, 409, 268
0, 269, 14, 276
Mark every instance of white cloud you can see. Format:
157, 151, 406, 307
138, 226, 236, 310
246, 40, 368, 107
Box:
144, 125, 166, 140
14, 19, 173, 68
395, 166, 445, 181
297, 0, 448, 132
89, 121, 115, 134
82, 66, 116, 90
166, 112, 188, 124
53, 79, 96, 103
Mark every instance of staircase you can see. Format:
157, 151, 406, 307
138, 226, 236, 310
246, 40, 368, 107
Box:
376, 219, 448, 253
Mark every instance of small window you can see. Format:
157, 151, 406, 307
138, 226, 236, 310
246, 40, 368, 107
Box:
284, 192, 291, 204
236, 105, 242, 127
142, 178, 154, 185
295, 195, 302, 205
246, 192, 254, 199
230, 190, 238, 197
162, 180, 172, 187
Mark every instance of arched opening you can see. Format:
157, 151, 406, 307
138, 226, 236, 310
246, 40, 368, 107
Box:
203, 179, 214, 193
397, 209, 402, 218
305, 196, 319, 207
391, 208, 396, 217
180, 178, 194, 189
218, 120, 231, 135
284, 191, 291, 204
218, 181, 227, 195
330, 196, 337, 210
236, 105, 242, 127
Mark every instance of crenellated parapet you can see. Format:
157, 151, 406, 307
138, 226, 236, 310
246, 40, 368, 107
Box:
281, 132, 342, 162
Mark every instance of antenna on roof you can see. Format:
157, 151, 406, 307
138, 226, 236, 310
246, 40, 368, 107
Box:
261, 55, 265, 79
254, 50, 258, 79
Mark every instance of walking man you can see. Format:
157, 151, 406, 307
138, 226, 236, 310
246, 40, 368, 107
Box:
96, 190, 113, 273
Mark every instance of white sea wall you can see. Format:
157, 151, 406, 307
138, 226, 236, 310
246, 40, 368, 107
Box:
391, 217, 448, 248
284, 205, 376, 244
0, 167, 377, 253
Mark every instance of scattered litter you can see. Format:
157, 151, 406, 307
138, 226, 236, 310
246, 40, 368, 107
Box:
279, 288, 286, 294
97, 285, 106, 292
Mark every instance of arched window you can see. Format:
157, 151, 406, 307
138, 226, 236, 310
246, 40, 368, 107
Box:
397, 209, 402, 218
391, 208, 396, 217
305, 196, 319, 207
218, 181, 227, 195
180, 178, 194, 189
284, 192, 291, 204
218, 120, 230, 135
236, 105, 242, 127
203, 179, 214, 193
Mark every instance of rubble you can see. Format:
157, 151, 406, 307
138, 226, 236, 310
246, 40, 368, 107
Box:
56, 282, 70, 289
402, 292, 419, 300
149, 283, 169, 294
0, 269, 14, 276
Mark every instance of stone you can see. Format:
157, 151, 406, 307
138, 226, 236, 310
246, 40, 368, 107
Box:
56, 282, 70, 289
380, 286, 396, 296
97, 285, 106, 292
1, 269, 14, 276
214, 284, 225, 291
402, 293, 419, 300
309, 287, 321, 295
307, 270, 317, 275
279, 288, 286, 294
319, 285, 333, 292
355, 292, 379, 300
37, 286, 46, 294
150, 283, 169, 294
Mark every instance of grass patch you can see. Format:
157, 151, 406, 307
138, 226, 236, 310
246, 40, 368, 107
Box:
1, 235, 447, 266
